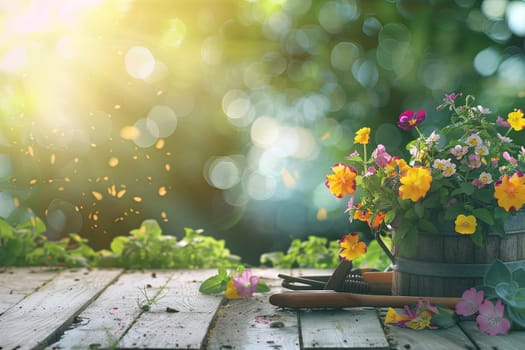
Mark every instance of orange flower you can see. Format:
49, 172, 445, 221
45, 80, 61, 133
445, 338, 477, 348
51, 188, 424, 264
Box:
353, 204, 370, 222
494, 172, 525, 212
325, 163, 358, 198
369, 211, 386, 230
385, 157, 409, 177
339, 232, 367, 261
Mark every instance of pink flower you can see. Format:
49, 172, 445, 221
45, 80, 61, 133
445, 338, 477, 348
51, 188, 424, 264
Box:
476, 299, 511, 336
456, 288, 484, 316
372, 144, 392, 168
233, 269, 259, 298
345, 197, 354, 214
497, 115, 511, 128
397, 109, 426, 131
348, 150, 359, 158
503, 151, 518, 166
467, 154, 482, 169
450, 145, 468, 160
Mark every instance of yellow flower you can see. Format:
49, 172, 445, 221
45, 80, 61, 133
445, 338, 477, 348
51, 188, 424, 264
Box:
225, 280, 240, 299
385, 307, 409, 324
454, 214, 477, 235
354, 127, 371, 145
494, 173, 525, 212
507, 109, 525, 131
339, 232, 367, 261
325, 163, 358, 198
398, 166, 432, 202
406, 310, 432, 330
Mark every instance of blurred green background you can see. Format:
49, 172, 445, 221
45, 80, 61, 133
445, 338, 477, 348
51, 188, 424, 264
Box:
1, 0, 524, 265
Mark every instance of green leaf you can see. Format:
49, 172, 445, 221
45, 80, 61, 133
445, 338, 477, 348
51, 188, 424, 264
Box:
0, 218, 14, 239
484, 260, 511, 288
431, 307, 457, 328
255, 280, 271, 293
507, 306, 525, 328
414, 202, 424, 218
513, 268, 525, 287
418, 220, 438, 234
398, 227, 418, 257
199, 273, 229, 294
460, 182, 475, 195
130, 219, 162, 239
472, 208, 494, 226
470, 228, 483, 247
495, 281, 525, 308
110, 236, 129, 255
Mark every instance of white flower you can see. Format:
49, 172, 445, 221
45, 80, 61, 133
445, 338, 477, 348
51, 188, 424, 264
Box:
475, 145, 489, 156
426, 131, 440, 144
497, 133, 512, 143
466, 134, 482, 147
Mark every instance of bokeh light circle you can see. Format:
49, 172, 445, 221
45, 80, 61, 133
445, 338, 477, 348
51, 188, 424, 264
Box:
125, 46, 155, 79
147, 105, 177, 137
205, 156, 241, 190
133, 118, 160, 148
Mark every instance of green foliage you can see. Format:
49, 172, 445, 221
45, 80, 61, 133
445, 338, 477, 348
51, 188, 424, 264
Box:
1, 215, 390, 272
26, 233, 97, 267
260, 235, 391, 271
260, 235, 340, 269
0, 217, 240, 269
482, 260, 525, 328
100, 220, 240, 269
0, 217, 95, 267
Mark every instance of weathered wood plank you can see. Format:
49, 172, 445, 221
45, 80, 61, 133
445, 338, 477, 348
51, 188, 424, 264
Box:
0, 268, 122, 350
300, 308, 389, 349
0, 267, 57, 315
460, 321, 525, 350
381, 308, 474, 350
46, 270, 174, 349
206, 296, 300, 350
384, 325, 475, 350
118, 270, 224, 349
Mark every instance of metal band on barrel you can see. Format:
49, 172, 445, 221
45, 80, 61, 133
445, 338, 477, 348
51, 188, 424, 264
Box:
392, 257, 525, 278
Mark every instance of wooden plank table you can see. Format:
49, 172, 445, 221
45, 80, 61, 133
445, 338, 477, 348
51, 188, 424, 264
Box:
0, 267, 523, 349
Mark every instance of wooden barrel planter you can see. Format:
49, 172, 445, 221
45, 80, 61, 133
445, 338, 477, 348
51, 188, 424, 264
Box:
391, 211, 525, 297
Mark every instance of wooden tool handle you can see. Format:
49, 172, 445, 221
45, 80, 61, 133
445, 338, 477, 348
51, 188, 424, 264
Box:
269, 290, 460, 309
362, 271, 392, 294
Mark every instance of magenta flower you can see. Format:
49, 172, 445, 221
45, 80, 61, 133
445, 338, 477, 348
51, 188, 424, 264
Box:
372, 144, 392, 168
456, 288, 484, 316
445, 92, 461, 103
476, 299, 511, 336
397, 109, 426, 131
233, 269, 259, 298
